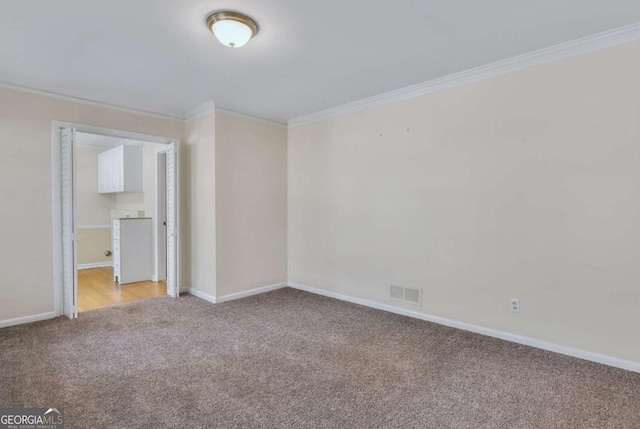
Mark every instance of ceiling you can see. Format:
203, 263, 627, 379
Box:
2, 1, 640, 122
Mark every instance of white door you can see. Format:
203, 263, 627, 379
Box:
60, 127, 78, 319
165, 142, 179, 297
156, 151, 167, 282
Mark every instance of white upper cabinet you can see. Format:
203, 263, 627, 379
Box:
98, 145, 144, 193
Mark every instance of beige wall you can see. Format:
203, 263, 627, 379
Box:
76, 142, 166, 269
184, 113, 217, 297
114, 186, 144, 212
215, 112, 288, 296
75, 145, 115, 266
288, 40, 640, 363
0, 87, 184, 321
3, 37, 639, 367
76, 146, 116, 226
142, 142, 164, 218
77, 229, 112, 266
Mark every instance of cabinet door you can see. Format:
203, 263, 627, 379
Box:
109, 149, 117, 192
104, 151, 113, 192
97, 153, 105, 193
98, 151, 111, 194
109, 149, 116, 192
118, 219, 153, 284
97, 145, 143, 194
114, 146, 124, 192
122, 146, 144, 192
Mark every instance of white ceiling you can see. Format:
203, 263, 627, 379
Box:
2, 1, 640, 122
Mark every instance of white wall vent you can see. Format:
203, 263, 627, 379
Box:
404, 287, 421, 304
390, 285, 422, 305
390, 285, 404, 300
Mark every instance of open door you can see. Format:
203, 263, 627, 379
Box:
165, 142, 179, 297
60, 127, 78, 318
155, 151, 167, 282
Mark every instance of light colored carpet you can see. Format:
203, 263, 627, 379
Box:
1, 288, 639, 428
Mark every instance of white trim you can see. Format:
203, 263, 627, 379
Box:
185, 101, 216, 122
216, 106, 288, 128
287, 282, 640, 374
186, 282, 288, 305
76, 142, 137, 150
186, 288, 217, 304
174, 142, 182, 297
77, 225, 111, 230
78, 262, 112, 270
0, 311, 57, 329
54, 121, 179, 145
52, 121, 183, 319
0, 80, 184, 122
6, 22, 640, 128
288, 22, 640, 127
52, 125, 63, 317
0, 80, 287, 126
154, 149, 168, 284
216, 282, 287, 303
76, 143, 111, 150
0, 82, 284, 126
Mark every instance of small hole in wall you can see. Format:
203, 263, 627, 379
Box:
407, 128, 410, 132
380, 133, 383, 137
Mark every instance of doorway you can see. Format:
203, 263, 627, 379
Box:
52, 122, 181, 319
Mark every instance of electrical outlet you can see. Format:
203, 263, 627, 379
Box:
510, 298, 520, 313
287, 261, 293, 270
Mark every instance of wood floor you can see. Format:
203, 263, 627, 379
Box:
78, 267, 166, 312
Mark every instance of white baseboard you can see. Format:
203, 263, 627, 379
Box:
78, 262, 112, 270
186, 287, 217, 304
287, 282, 640, 374
216, 282, 287, 303
0, 311, 57, 329
186, 282, 287, 305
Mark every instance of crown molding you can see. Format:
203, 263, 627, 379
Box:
5, 21, 640, 129
184, 101, 216, 122
0, 79, 285, 126
184, 103, 288, 126
0, 80, 185, 122
288, 22, 640, 128
215, 106, 288, 128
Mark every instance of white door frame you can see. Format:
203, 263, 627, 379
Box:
52, 121, 182, 317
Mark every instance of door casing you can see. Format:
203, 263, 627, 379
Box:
52, 121, 181, 317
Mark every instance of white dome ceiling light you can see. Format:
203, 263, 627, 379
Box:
207, 11, 259, 48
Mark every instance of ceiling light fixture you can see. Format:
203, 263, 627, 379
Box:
207, 11, 259, 48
